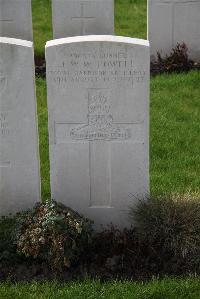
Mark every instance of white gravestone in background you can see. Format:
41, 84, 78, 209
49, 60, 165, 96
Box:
0, 37, 40, 215
0, 0, 33, 41
52, 0, 114, 39
148, 0, 200, 61
46, 36, 149, 228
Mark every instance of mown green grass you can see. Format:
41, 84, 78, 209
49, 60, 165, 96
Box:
150, 71, 200, 195
32, 0, 52, 57
0, 278, 200, 299
32, 0, 147, 57
115, 0, 147, 40
36, 78, 50, 199
37, 71, 200, 200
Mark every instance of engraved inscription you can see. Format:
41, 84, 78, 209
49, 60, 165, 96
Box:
0, 112, 10, 136
70, 90, 131, 141
48, 51, 146, 87
71, 2, 96, 35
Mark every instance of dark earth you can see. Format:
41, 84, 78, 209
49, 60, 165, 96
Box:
0, 228, 198, 283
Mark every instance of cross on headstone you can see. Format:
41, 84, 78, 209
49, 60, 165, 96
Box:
71, 2, 96, 35
69, 89, 139, 207
157, 1, 176, 48
46, 35, 149, 228
0, 1, 33, 40
166, 0, 198, 47
155, 0, 196, 48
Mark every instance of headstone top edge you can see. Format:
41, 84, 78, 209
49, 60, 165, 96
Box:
45, 35, 150, 49
0, 37, 33, 48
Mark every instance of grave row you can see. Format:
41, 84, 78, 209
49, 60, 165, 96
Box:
0, 35, 149, 229
1, 0, 200, 60
0, 0, 114, 41
0, 0, 198, 228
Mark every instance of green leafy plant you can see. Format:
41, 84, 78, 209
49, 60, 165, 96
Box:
15, 201, 93, 270
130, 194, 200, 264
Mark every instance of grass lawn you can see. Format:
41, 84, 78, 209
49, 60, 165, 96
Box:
0, 278, 200, 298
32, 0, 147, 57
32, 0, 53, 57
150, 71, 200, 195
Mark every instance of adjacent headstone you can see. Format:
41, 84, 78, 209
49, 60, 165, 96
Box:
0, 0, 33, 41
148, 0, 200, 61
0, 37, 40, 215
46, 36, 149, 228
52, 0, 114, 39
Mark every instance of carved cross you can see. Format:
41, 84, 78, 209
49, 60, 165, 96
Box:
71, 2, 96, 35
68, 89, 142, 208
158, 0, 198, 47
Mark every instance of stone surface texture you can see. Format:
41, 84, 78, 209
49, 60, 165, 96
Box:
52, 0, 114, 39
148, 0, 200, 61
46, 35, 149, 229
0, 0, 33, 41
0, 37, 40, 216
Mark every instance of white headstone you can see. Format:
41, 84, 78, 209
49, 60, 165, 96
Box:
52, 0, 114, 39
46, 36, 149, 228
0, 0, 33, 41
148, 0, 200, 61
0, 37, 40, 215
